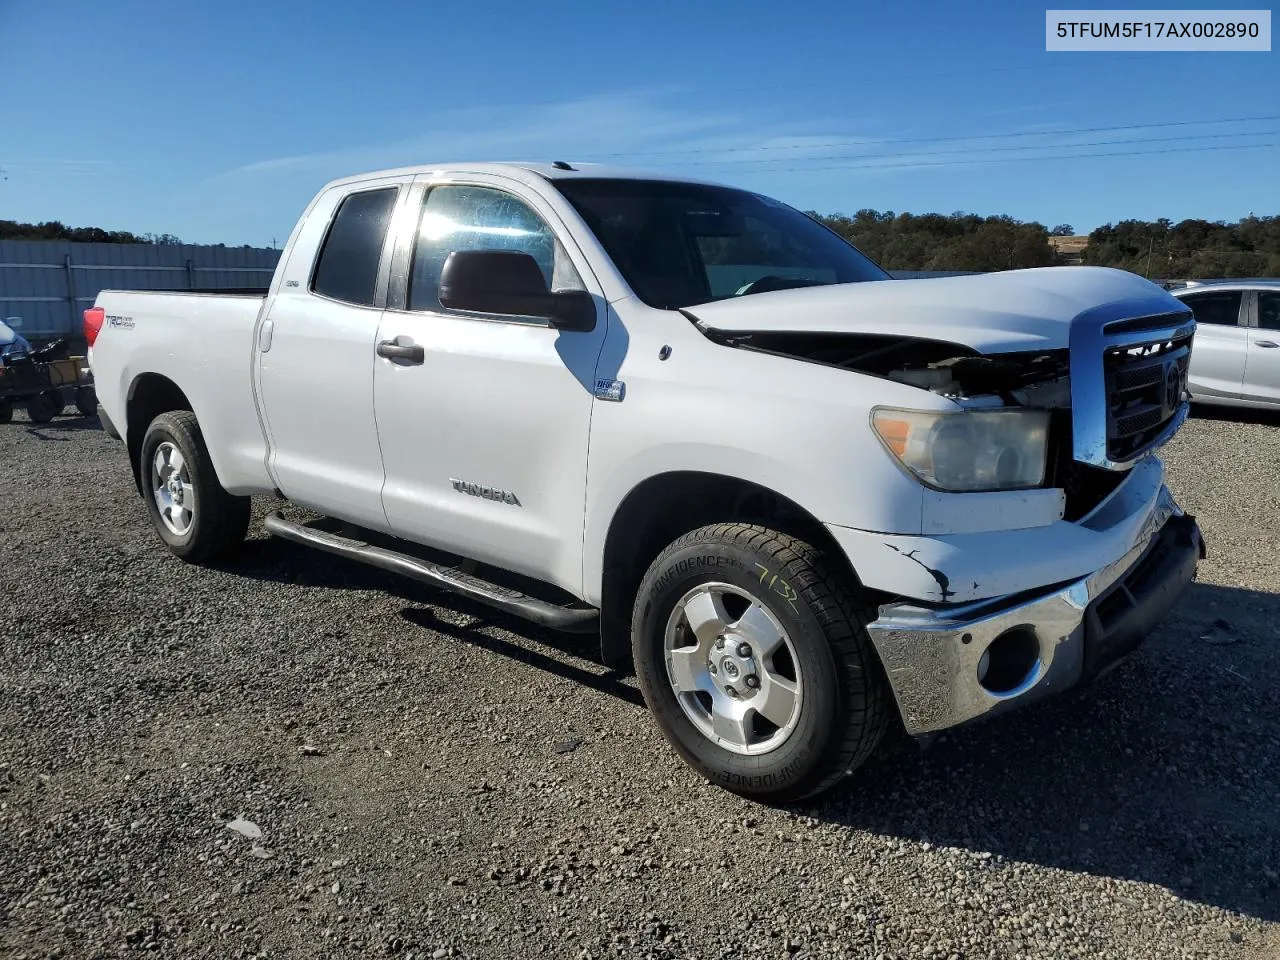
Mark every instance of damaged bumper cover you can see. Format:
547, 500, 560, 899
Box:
858, 490, 1203, 736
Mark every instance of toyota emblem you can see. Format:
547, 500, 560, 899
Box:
1164, 364, 1182, 411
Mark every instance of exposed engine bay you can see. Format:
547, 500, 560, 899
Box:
702, 330, 1072, 409
703, 328, 1130, 518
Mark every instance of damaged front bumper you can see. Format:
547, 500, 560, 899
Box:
861, 489, 1204, 736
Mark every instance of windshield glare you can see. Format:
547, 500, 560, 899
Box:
553, 179, 890, 309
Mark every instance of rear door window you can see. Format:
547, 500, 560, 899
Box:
1257, 291, 1280, 330
311, 188, 400, 306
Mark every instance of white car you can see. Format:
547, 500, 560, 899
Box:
1172, 279, 1280, 409
85, 163, 1203, 801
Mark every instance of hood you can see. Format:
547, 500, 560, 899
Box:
683, 266, 1190, 354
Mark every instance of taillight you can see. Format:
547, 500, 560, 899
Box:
83, 307, 105, 347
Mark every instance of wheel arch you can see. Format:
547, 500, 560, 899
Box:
125, 373, 193, 496
597, 470, 875, 672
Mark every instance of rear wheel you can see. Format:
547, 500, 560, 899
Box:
26, 392, 58, 423
631, 523, 890, 803
0, 398, 12, 423
139, 410, 250, 563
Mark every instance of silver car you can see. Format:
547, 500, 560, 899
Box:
1172, 280, 1280, 410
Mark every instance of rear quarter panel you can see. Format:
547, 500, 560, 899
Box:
90, 291, 273, 494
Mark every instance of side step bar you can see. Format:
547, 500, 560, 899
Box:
262, 511, 599, 633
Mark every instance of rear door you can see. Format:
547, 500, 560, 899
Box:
370, 175, 607, 592
254, 177, 411, 531
1179, 289, 1247, 401
1243, 290, 1280, 404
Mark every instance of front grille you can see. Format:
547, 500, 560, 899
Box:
1103, 333, 1191, 462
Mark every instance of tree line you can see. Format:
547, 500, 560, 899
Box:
0, 219, 182, 245
1077, 216, 1280, 278
810, 210, 1280, 278
4, 212, 1278, 278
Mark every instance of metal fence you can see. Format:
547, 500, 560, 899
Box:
0, 240, 282, 338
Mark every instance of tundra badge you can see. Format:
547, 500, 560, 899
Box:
449, 478, 521, 506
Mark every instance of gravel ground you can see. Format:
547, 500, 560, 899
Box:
1, 406, 1277, 960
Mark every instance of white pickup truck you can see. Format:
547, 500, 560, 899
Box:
87, 162, 1204, 801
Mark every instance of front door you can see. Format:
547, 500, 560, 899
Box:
1181, 288, 1247, 401
1243, 290, 1280, 404
255, 178, 408, 531
372, 177, 607, 593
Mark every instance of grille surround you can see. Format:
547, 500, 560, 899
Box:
1069, 304, 1196, 471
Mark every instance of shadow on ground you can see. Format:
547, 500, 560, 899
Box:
808, 581, 1279, 922
18, 414, 103, 440
227, 537, 1279, 922
225, 535, 639, 707
1190, 402, 1280, 427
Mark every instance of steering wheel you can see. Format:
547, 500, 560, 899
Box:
734, 275, 822, 297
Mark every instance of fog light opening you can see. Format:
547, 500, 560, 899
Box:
976, 627, 1042, 695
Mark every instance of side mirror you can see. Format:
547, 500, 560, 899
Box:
4, 317, 23, 329
438, 250, 595, 332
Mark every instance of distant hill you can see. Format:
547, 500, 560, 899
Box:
1048, 235, 1089, 265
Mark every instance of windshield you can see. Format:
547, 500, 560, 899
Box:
553, 178, 891, 309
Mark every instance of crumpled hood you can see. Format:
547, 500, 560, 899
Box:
684, 266, 1190, 354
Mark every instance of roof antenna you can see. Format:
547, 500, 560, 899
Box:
551, 160, 575, 171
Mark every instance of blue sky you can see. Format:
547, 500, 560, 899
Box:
1, 0, 1277, 246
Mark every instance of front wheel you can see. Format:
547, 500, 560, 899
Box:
139, 410, 250, 563
631, 523, 890, 803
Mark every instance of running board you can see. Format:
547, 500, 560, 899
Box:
262, 511, 599, 633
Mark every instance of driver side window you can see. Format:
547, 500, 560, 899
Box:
408, 185, 583, 314
1180, 291, 1243, 326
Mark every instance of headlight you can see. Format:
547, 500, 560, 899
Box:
872, 407, 1050, 492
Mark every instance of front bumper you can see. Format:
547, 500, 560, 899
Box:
864, 491, 1204, 736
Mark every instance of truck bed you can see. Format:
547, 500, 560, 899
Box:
88, 289, 274, 495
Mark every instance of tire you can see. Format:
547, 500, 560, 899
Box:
47, 389, 66, 417
26, 392, 57, 423
0, 398, 11, 423
632, 523, 890, 803
76, 385, 98, 416
139, 410, 251, 563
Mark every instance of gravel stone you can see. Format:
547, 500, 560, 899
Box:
0, 407, 1278, 959
226, 817, 263, 840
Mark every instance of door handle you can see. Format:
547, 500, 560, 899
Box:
1256, 340, 1279, 348
377, 340, 425, 363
